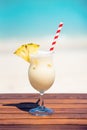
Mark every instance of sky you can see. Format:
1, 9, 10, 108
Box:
0, 0, 87, 45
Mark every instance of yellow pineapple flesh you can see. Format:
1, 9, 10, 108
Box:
14, 43, 40, 62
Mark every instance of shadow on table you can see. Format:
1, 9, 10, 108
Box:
3, 98, 40, 112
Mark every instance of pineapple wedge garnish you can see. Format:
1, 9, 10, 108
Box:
14, 43, 40, 62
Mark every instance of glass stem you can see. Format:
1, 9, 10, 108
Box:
40, 93, 44, 108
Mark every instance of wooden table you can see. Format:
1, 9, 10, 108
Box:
0, 94, 87, 130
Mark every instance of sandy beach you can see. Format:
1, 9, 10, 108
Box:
0, 46, 87, 93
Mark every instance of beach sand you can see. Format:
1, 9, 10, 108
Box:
0, 48, 87, 93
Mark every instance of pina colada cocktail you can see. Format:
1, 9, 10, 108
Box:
29, 51, 55, 94
28, 51, 55, 116
14, 22, 63, 116
14, 44, 55, 116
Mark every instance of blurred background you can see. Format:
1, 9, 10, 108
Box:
0, 0, 87, 93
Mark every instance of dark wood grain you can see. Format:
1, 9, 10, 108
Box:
0, 94, 87, 130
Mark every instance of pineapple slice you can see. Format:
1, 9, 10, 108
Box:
14, 43, 40, 62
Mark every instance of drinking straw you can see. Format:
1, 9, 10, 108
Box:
49, 22, 63, 51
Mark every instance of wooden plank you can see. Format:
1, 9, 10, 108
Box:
1, 103, 87, 108
0, 125, 87, 130
0, 113, 87, 119
0, 94, 87, 99
0, 118, 87, 125
45, 104, 87, 108
0, 108, 87, 114
1, 99, 87, 104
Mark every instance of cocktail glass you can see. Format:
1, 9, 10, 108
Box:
28, 51, 55, 116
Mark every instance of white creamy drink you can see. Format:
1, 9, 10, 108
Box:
28, 51, 55, 93
14, 43, 56, 116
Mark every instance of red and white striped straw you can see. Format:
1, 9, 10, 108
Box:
49, 22, 63, 51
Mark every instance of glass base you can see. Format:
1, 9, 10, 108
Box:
29, 106, 54, 116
